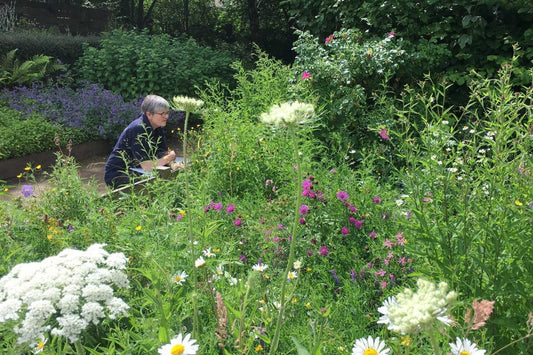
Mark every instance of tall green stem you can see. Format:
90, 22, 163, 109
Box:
73, 340, 86, 355
269, 126, 302, 354
182, 110, 199, 338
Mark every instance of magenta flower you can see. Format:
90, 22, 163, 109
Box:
299, 217, 306, 225
319, 245, 329, 256
379, 129, 390, 141
301, 71, 311, 80
341, 226, 349, 235
234, 218, 242, 226
302, 179, 312, 190
384, 238, 396, 249
325, 34, 334, 43
213, 202, 223, 210
226, 204, 235, 213
387, 32, 396, 38
373, 195, 382, 204
368, 230, 377, 239
336, 190, 349, 202
20, 185, 34, 198
354, 220, 364, 229
395, 232, 406, 245
299, 204, 309, 216
329, 169, 337, 173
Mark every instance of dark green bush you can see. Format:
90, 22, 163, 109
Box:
75, 30, 236, 101
0, 32, 101, 65
0, 107, 88, 160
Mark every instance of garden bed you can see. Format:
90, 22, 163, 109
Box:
0, 139, 112, 180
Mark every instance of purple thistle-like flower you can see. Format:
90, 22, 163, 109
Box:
354, 220, 364, 229
319, 245, 329, 256
233, 218, 242, 226
20, 185, 34, 198
373, 195, 382, 204
226, 204, 235, 213
299, 218, 306, 225
336, 190, 349, 202
341, 226, 349, 235
299, 204, 309, 216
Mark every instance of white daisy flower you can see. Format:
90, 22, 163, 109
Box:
172, 271, 188, 285
287, 271, 298, 280
352, 335, 390, 355
158, 333, 199, 355
252, 261, 269, 272
202, 248, 216, 258
449, 337, 486, 355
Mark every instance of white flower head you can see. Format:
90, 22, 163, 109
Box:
252, 260, 269, 272
173, 271, 188, 285
352, 335, 390, 355
378, 278, 457, 334
449, 337, 486, 355
194, 256, 206, 268
293, 260, 302, 270
0, 244, 129, 345
260, 101, 314, 126
287, 270, 298, 280
172, 96, 204, 113
202, 248, 216, 258
158, 333, 199, 355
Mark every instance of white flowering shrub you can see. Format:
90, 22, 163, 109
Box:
0, 244, 129, 345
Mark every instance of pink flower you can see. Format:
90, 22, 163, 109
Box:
387, 32, 396, 38
213, 202, 223, 210
299, 217, 306, 225
234, 218, 242, 226
336, 190, 349, 202
379, 129, 390, 141
368, 230, 377, 239
302, 71, 311, 80
325, 34, 334, 43
374, 268, 386, 277
226, 204, 235, 213
299, 204, 309, 216
395, 232, 406, 245
373, 195, 381, 204
341, 226, 349, 235
319, 245, 329, 256
354, 220, 364, 229
384, 238, 396, 248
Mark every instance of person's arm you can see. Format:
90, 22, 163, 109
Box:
140, 150, 176, 172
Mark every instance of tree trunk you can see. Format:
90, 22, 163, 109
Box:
247, 0, 261, 45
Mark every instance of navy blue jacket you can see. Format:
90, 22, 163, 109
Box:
104, 114, 168, 187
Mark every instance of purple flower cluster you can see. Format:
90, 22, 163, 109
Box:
0, 83, 142, 140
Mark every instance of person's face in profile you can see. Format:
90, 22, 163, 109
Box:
147, 110, 170, 129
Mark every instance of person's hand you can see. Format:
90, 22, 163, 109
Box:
170, 162, 184, 171
167, 150, 177, 161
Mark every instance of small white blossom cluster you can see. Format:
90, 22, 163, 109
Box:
0, 244, 130, 344
260, 101, 314, 126
172, 95, 204, 113
378, 278, 457, 334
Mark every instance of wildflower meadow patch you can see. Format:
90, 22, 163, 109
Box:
0, 51, 532, 354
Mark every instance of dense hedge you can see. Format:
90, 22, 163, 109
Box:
0, 107, 89, 160
0, 32, 101, 65
75, 30, 236, 101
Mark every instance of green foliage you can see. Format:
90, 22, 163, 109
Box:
196, 50, 317, 199
0, 49, 66, 88
283, 0, 533, 86
386, 59, 533, 350
0, 107, 88, 160
0, 31, 101, 65
75, 29, 236, 101
292, 29, 407, 155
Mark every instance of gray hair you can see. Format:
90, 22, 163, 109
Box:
141, 95, 170, 114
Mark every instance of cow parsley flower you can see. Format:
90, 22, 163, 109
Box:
260, 101, 314, 126
377, 278, 457, 334
0, 244, 129, 344
172, 96, 204, 113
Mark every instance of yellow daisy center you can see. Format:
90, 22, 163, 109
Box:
364, 349, 378, 355
171, 343, 185, 355
460, 352, 470, 355
174, 276, 182, 282
37, 341, 45, 349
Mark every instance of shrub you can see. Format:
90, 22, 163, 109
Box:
75, 29, 236, 101
0, 31, 101, 65
0, 83, 142, 142
292, 28, 407, 154
0, 107, 88, 160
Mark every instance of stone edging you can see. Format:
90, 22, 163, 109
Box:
0, 140, 112, 181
